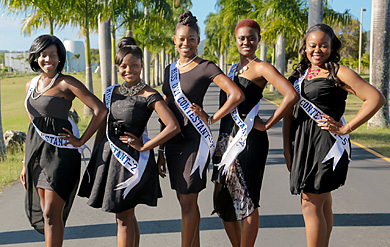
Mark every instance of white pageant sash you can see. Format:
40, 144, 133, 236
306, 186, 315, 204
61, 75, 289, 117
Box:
105, 85, 150, 198
293, 69, 351, 170
169, 62, 215, 178
215, 63, 261, 174
25, 75, 89, 154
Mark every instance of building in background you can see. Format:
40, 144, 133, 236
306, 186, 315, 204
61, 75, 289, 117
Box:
64, 40, 86, 73
4, 52, 31, 73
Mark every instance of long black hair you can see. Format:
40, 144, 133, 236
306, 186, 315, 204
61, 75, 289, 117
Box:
289, 24, 343, 87
28, 34, 66, 73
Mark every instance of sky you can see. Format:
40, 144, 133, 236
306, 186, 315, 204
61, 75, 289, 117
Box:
0, 0, 372, 52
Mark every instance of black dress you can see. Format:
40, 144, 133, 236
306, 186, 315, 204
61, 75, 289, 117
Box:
78, 93, 163, 213
212, 76, 269, 221
25, 94, 81, 234
162, 60, 222, 194
289, 78, 350, 195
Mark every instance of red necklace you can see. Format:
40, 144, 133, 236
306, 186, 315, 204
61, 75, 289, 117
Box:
307, 68, 321, 80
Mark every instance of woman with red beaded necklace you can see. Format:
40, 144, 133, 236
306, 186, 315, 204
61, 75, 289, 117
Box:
284, 24, 385, 247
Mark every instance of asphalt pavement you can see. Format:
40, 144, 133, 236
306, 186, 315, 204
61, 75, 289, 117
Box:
1, 83, 389, 246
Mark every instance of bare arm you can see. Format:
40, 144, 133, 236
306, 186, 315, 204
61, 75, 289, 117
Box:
282, 108, 294, 171
122, 98, 180, 152
60, 76, 107, 147
191, 73, 245, 124
254, 62, 299, 131
318, 65, 385, 135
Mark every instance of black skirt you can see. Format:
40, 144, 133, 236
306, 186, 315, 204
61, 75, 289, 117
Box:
24, 117, 81, 234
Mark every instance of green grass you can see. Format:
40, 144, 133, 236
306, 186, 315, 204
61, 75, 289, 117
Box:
0, 145, 25, 192
263, 74, 390, 158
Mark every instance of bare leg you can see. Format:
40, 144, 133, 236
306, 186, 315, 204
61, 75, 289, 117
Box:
116, 208, 137, 247
241, 208, 259, 247
222, 220, 241, 247
133, 214, 140, 247
214, 181, 241, 246
323, 193, 333, 247
37, 188, 66, 247
177, 193, 200, 247
301, 192, 331, 247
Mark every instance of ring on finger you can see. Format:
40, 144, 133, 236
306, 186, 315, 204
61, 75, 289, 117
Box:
67, 135, 71, 138
127, 137, 133, 143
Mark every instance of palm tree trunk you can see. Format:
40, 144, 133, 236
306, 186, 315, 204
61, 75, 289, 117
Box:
260, 41, 267, 62
275, 34, 286, 76
99, 17, 112, 94
0, 79, 6, 157
84, 23, 94, 118
308, 0, 323, 27
367, 0, 390, 129
144, 47, 150, 86
111, 18, 118, 85
160, 49, 165, 86
154, 53, 159, 87
219, 52, 224, 73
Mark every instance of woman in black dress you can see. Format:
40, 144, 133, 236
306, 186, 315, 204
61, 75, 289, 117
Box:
212, 19, 299, 247
21, 35, 107, 246
283, 24, 385, 247
159, 11, 244, 246
78, 39, 179, 246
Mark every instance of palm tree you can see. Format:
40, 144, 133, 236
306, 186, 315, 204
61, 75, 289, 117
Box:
1, 0, 70, 35
0, 75, 6, 157
308, 0, 323, 27
367, 0, 390, 129
68, 0, 100, 117
98, 18, 112, 93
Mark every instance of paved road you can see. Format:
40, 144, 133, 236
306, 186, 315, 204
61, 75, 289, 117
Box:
1, 84, 390, 246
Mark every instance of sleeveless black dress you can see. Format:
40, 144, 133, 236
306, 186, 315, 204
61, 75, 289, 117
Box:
78, 93, 163, 213
290, 78, 350, 195
25, 94, 81, 234
212, 76, 269, 221
162, 60, 222, 194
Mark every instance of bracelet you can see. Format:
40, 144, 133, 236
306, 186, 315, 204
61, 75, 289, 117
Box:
347, 123, 353, 133
207, 116, 213, 125
157, 148, 165, 152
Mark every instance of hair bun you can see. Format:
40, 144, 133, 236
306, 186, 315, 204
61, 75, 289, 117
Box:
178, 11, 198, 26
118, 37, 137, 49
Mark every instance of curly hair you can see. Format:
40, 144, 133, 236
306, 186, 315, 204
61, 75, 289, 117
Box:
288, 24, 343, 87
175, 11, 199, 35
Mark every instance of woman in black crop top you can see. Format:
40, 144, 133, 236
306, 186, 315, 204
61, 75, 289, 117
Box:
283, 24, 385, 247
